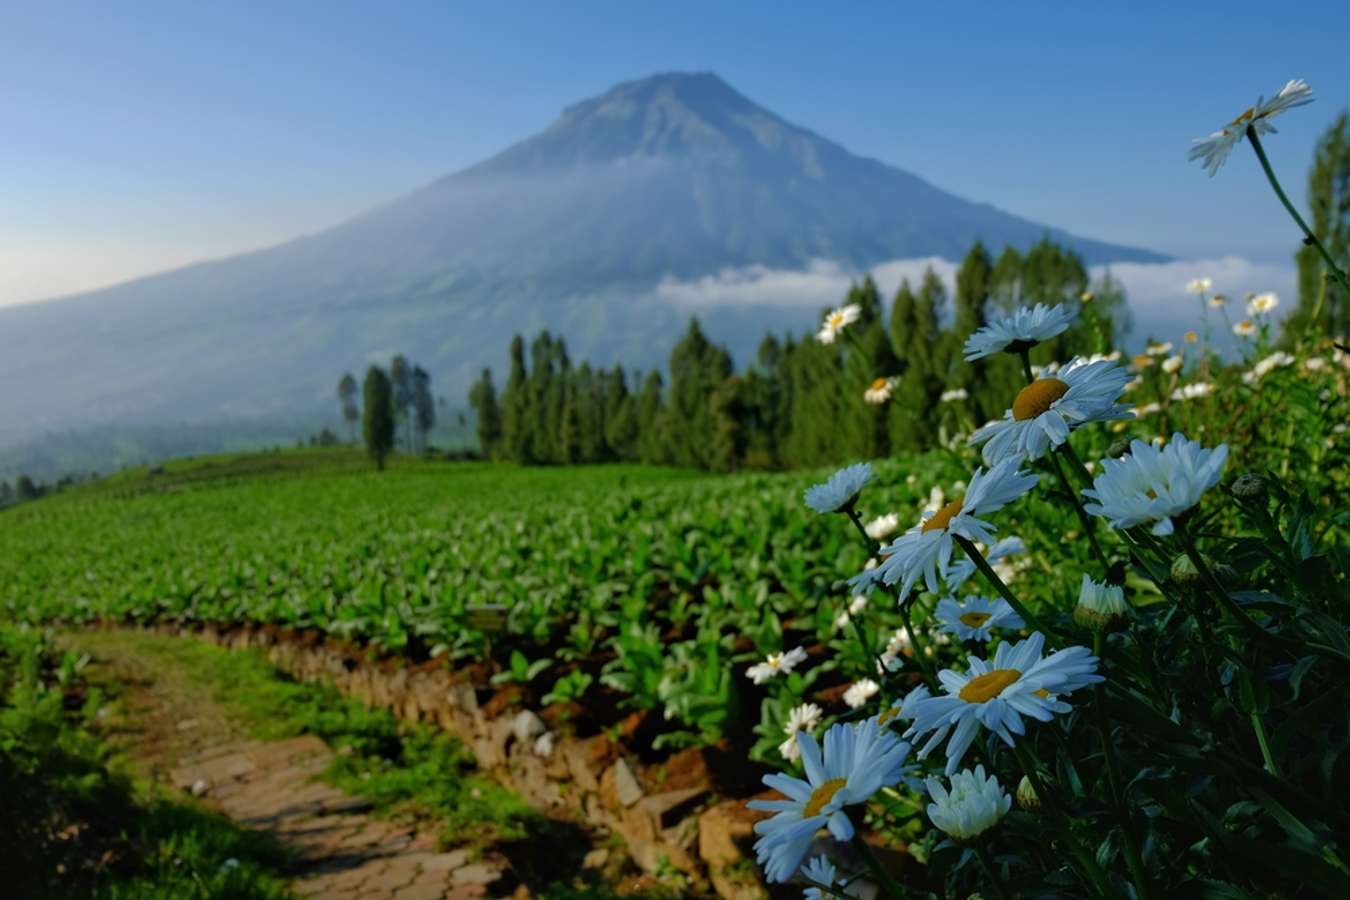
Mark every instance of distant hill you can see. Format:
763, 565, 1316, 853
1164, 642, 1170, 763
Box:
0, 71, 1166, 455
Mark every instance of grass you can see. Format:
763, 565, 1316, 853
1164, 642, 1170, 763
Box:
0, 625, 293, 900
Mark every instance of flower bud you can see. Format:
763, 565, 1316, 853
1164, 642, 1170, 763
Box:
1231, 473, 1266, 501
1016, 775, 1040, 810
1073, 575, 1130, 632
1170, 554, 1200, 584
1106, 438, 1132, 459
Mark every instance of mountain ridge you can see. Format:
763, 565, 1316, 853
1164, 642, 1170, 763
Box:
0, 71, 1166, 451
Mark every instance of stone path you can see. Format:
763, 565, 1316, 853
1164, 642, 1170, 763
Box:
75, 631, 513, 899
169, 735, 507, 899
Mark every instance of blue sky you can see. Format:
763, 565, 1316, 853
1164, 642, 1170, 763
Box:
3, 0, 1349, 306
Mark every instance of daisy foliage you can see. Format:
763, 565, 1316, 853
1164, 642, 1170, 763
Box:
963, 303, 1078, 361
804, 462, 872, 514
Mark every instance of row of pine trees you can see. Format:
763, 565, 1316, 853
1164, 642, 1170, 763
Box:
468, 239, 1129, 471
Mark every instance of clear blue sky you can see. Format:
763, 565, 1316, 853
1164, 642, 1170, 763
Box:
3, 0, 1349, 305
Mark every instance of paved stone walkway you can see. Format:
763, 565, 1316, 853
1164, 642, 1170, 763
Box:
169, 735, 507, 899
75, 631, 512, 899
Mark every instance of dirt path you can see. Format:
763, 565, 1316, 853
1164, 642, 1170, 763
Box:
72, 631, 512, 900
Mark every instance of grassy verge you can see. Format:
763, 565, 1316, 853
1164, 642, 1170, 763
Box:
0, 624, 292, 899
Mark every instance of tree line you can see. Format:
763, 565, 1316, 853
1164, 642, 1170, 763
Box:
468, 239, 1128, 471
336, 354, 439, 469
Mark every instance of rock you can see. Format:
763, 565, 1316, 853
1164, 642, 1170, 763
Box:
640, 787, 707, 830
451, 863, 501, 887
561, 736, 609, 792
191, 778, 210, 797
581, 848, 610, 870
511, 710, 546, 745
610, 758, 644, 808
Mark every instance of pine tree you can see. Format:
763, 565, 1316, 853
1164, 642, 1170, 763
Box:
413, 365, 435, 452
337, 372, 359, 443
1288, 112, 1350, 341
389, 355, 414, 452
467, 368, 501, 459
635, 371, 670, 464
362, 366, 395, 470
501, 335, 531, 463
667, 319, 733, 468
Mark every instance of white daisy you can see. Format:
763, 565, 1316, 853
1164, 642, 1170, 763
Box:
1186, 277, 1213, 294
1146, 341, 1173, 357
748, 720, 913, 882
1184, 330, 1199, 344
942, 536, 1027, 592
801, 856, 842, 900
1189, 79, 1314, 176
1209, 293, 1228, 308
1234, 318, 1259, 338
963, 303, 1078, 361
969, 358, 1134, 465
1171, 382, 1214, 401
1242, 351, 1295, 385
905, 632, 1102, 774
843, 678, 880, 709
1162, 354, 1184, 375
1082, 433, 1229, 536
927, 765, 1011, 842
747, 647, 810, 685
1074, 575, 1130, 631
940, 388, 969, 403
804, 462, 872, 514
864, 376, 895, 405
1136, 401, 1162, 416
1305, 357, 1328, 372
860, 460, 1038, 600
778, 703, 825, 762
865, 512, 901, 541
1248, 292, 1280, 316
934, 595, 1025, 643
817, 303, 862, 345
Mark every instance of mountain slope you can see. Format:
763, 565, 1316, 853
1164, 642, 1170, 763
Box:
0, 72, 1165, 451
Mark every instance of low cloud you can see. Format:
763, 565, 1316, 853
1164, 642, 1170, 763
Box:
654, 254, 1297, 349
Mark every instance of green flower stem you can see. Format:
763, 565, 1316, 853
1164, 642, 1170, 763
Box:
898, 596, 940, 692
1017, 347, 1035, 384
973, 843, 1012, 900
952, 534, 1060, 643
845, 507, 881, 555
1247, 129, 1350, 299
1093, 673, 1151, 900
843, 507, 891, 681
1250, 706, 1280, 776
803, 876, 866, 900
1047, 447, 1111, 575
1058, 441, 1097, 492
1174, 521, 1287, 649
848, 821, 909, 899
1010, 741, 1119, 899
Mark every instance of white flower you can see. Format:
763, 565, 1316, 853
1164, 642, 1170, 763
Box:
1186, 277, 1213, 294
804, 462, 872, 514
1242, 351, 1295, 385
926, 765, 1011, 841
779, 703, 824, 761
1190, 79, 1314, 176
865, 513, 901, 541
843, 678, 880, 709
1074, 575, 1131, 630
940, 388, 969, 403
935, 595, 1025, 642
1233, 319, 1257, 337
1248, 292, 1280, 316
942, 535, 1027, 591
1146, 341, 1173, 357
969, 358, 1134, 465
1171, 382, 1214, 401
859, 460, 1038, 600
905, 632, 1102, 774
864, 376, 895, 405
1209, 293, 1229, 308
533, 732, 555, 758
1305, 357, 1328, 372
801, 856, 842, 900
1162, 354, 1184, 375
817, 303, 862, 344
748, 647, 810, 685
963, 303, 1078, 361
749, 721, 913, 883
1082, 433, 1228, 536
1137, 401, 1162, 416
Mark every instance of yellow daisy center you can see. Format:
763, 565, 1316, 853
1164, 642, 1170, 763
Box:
803, 777, 849, 817
869, 376, 888, 391
1034, 688, 1050, 699
922, 497, 964, 533
877, 706, 902, 726
827, 312, 846, 329
1012, 378, 1070, 421
1228, 107, 1256, 127
959, 611, 993, 628
959, 668, 1022, 703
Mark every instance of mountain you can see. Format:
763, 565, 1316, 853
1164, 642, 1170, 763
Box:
0, 72, 1165, 457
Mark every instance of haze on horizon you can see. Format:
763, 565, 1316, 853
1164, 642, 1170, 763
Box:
5, 0, 1350, 310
